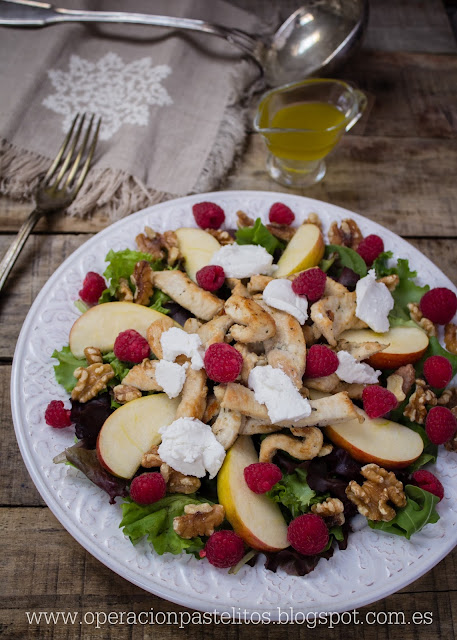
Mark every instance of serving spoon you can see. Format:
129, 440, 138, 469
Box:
0, 0, 368, 86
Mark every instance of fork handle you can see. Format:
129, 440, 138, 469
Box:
0, 208, 43, 293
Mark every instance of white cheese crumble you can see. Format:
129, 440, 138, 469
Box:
210, 243, 275, 279
336, 350, 381, 384
158, 418, 226, 479
263, 279, 308, 324
355, 269, 394, 333
155, 360, 188, 399
248, 364, 312, 424
160, 327, 204, 370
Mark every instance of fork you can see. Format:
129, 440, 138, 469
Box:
0, 112, 101, 293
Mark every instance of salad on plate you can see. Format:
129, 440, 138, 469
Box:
46, 199, 457, 576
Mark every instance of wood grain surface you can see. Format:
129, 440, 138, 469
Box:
1, 1, 456, 638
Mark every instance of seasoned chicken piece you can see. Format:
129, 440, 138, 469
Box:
302, 323, 322, 346
225, 294, 276, 343
212, 408, 243, 450
310, 292, 367, 346
247, 275, 274, 294
226, 278, 250, 298
337, 338, 388, 361
176, 368, 207, 420
183, 318, 202, 334
305, 374, 367, 400
146, 316, 175, 359
323, 277, 350, 297
233, 343, 267, 385
202, 394, 221, 423
197, 315, 234, 348
122, 359, 162, 391
153, 270, 224, 321
260, 429, 324, 463
258, 301, 306, 388
240, 418, 282, 435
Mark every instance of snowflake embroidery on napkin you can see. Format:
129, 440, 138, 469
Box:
43, 52, 173, 140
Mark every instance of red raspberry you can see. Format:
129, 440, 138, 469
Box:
423, 355, 453, 389
292, 267, 326, 302
45, 400, 72, 428
129, 472, 166, 505
196, 265, 225, 291
79, 271, 106, 306
113, 329, 150, 363
411, 470, 444, 501
425, 406, 457, 445
244, 462, 282, 494
200, 530, 245, 568
304, 344, 339, 378
204, 343, 243, 383
356, 235, 384, 266
192, 202, 225, 230
419, 287, 457, 325
362, 385, 398, 419
269, 202, 295, 225
287, 514, 329, 556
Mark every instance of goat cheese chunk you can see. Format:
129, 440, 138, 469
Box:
336, 350, 381, 384
355, 269, 394, 333
160, 327, 204, 370
210, 243, 275, 278
248, 364, 311, 424
158, 418, 226, 478
155, 360, 188, 399
263, 278, 308, 324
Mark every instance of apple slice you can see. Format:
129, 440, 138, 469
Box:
69, 301, 175, 358
275, 223, 325, 277
339, 326, 429, 369
175, 228, 221, 282
217, 435, 289, 551
325, 409, 424, 469
97, 393, 179, 479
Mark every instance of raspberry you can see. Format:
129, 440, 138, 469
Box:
244, 462, 282, 494
196, 265, 225, 291
419, 287, 457, 325
287, 514, 329, 556
192, 202, 225, 230
304, 344, 339, 378
356, 235, 384, 266
79, 271, 106, 306
291, 268, 326, 302
204, 343, 243, 383
411, 470, 444, 501
425, 406, 457, 445
362, 385, 398, 418
423, 355, 453, 389
200, 530, 245, 568
45, 400, 72, 428
129, 472, 166, 505
113, 329, 150, 363
269, 202, 295, 225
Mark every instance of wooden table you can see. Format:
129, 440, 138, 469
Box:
1, 1, 457, 637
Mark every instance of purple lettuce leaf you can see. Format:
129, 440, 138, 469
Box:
264, 546, 334, 576
70, 393, 113, 448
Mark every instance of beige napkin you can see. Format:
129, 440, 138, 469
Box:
0, 0, 264, 218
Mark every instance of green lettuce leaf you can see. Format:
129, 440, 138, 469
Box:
323, 245, 367, 278
102, 352, 131, 382
235, 218, 284, 255
404, 422, 438, 472
368, 485, 440, 539
103, 249, 163, 296
98, 288, 113, 304
119, 495, 208, 557
149, 289, 171, 315
51, 346, 86, 392
267, 468, 325, 520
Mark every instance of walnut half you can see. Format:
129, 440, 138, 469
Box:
346, 463, 406, 522
71, 363, 115, 403
173, 503, 225, 539
311, 497, 345, 526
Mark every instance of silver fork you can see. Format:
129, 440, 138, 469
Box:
0, 112, 101, 293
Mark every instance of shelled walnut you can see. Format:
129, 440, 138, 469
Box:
173, 503, 225, 539
160, 464, 201, 494
84, 346, 103, 365
116, 277, 133, 301
407, 303, 437, 337
346, 463, 406, 522
311, 497, 345, 526
206, 228, 235, 245
403, 379, 437, 424
328, 218, 363, 250
236, 210, 254, 228
71, 363, 115, 403
113, 384, 142, 404
131, 260, 154, 305
445, 323, 457, 355
141, 445, 162, 468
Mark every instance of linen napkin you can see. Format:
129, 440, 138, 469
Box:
0, 0, 266, 218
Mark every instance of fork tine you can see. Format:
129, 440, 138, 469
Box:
50, 113, 86, 191
42, 113, 80, 184
64, 113, 95, 189
71, 116, 101, 198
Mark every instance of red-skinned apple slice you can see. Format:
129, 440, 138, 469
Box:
325, 409, 424, 469
96, 393, 179, 479
217, 435, 289, 552
339, 326, 429, 369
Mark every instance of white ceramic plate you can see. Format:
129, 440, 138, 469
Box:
11, 191, 457, 618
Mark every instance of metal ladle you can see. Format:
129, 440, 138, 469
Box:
0, 0, 368, 86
